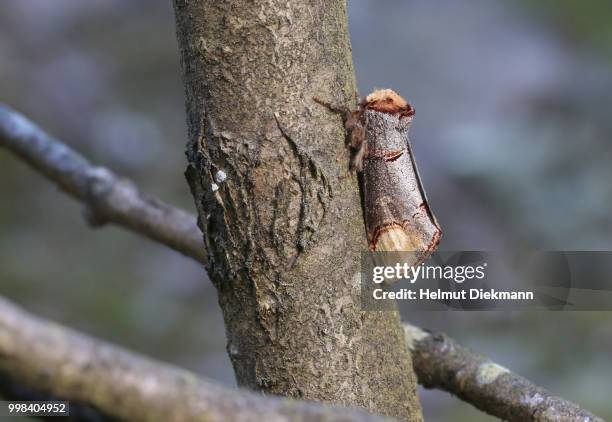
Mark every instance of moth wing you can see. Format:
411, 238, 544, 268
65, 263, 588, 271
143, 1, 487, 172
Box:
363, 144, 440, 264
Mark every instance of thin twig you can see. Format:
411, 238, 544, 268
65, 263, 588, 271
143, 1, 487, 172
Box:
404, 324, 604, 422
0, 104, 207, 264
0, 296, 391, 422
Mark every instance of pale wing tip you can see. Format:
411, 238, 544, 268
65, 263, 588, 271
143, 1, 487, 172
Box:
370, 225, 442, 265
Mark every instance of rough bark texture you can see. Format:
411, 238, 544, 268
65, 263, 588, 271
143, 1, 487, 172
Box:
172, 1, 423, 420
404, 325, 605, 422
0, 297, 394, 422
4, 104, 603, 421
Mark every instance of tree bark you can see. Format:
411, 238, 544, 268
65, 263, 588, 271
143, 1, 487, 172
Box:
404, 325, 605, 422
0, 105, 206, 265
2, 104, 604, 421
172, 1, 423, 420
0, 296, 392, 422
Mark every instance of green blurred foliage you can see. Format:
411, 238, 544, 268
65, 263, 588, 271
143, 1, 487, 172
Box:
522, 0, 612, 55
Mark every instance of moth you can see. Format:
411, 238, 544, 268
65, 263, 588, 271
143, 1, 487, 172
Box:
347, 89, 441, 264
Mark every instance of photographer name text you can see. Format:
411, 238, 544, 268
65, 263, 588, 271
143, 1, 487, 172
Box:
370, 262, 535, 302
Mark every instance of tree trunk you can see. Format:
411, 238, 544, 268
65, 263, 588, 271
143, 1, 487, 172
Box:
172, 1, 423, 420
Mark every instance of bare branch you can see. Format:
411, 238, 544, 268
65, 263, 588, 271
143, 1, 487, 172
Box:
0, 104, 206, 264
0, 296, 391, 422
404, 324, 604, 422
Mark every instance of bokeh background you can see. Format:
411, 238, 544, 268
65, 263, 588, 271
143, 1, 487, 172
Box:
1, 1, 611, 421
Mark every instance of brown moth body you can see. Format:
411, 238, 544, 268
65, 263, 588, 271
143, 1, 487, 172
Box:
352, 89, 441, 264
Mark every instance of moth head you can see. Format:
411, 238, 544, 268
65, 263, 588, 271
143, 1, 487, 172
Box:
362, 89, 415, 120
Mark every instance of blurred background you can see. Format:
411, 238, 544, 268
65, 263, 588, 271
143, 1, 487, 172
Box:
1, 1, 611, 420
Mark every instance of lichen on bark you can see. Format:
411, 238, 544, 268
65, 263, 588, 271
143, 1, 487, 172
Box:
172, 1, 423, 420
